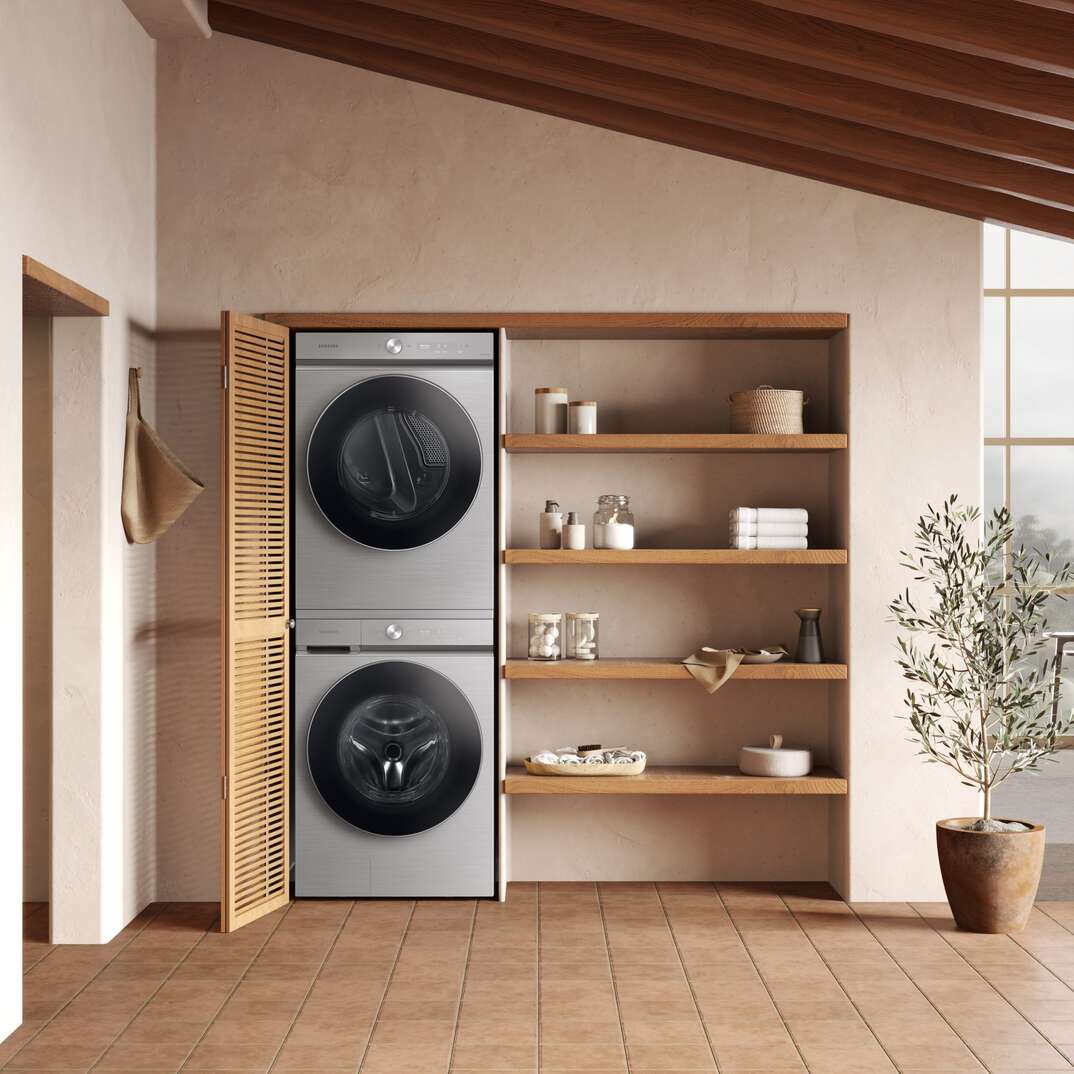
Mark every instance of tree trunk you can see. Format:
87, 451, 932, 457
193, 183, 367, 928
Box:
983, 782, 992, 821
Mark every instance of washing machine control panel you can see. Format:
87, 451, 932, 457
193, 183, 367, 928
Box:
296, 618, 493, 651
295, 331, 494, 362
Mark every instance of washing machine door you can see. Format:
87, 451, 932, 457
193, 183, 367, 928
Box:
306, 374, 482, 550
307, 660, 483, 836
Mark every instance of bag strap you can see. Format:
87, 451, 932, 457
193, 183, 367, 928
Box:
128, 367, 142, 420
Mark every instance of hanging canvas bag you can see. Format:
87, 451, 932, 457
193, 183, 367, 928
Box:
121, 367, 203, 543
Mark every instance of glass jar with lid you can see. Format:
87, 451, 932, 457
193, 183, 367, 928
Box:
528, 613, 563, 660
593, 494, 635, 549
566, 612, 599, 660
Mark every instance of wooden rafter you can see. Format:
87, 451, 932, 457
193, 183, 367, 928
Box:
208, 0, 1074, 240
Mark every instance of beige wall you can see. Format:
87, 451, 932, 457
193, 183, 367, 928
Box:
2, 0, 156, 1022
156, 33, 980, 901
22, 317, 51, 904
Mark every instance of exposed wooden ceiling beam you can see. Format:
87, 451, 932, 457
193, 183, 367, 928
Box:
226, 0, 1074, 173
748, 0, 1074, 76
222, 0, 1074, 209
535, 0, 1074, 126
207, 3, 1074, 240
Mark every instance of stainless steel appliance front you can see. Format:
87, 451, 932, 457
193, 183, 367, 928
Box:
295, 331, 495, 618
294, 630, 494, 898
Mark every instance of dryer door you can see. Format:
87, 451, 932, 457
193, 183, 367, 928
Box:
306, 374, 482, 550
307, 660, 482, 836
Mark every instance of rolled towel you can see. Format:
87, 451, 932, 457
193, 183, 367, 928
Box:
730, 507, 808, 524
532, 751, 559, 765
732, 535, 808, 550
730, 521, 808, 537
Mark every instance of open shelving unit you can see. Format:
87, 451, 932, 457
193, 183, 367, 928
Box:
500, 312, 850, 820
504, 765, 847, 796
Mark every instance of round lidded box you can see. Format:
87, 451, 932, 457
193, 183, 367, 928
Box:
729, 386, 806, 435
738, 735, 812, 777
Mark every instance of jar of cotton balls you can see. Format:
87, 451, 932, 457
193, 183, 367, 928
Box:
566, 612, 599, 660
528, 613, 563, 660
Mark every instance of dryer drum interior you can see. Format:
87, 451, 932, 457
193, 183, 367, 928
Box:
307, 660, 483, 836
307, 374, 482, 550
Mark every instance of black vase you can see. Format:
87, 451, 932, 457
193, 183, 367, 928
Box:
795, 608, 824, 664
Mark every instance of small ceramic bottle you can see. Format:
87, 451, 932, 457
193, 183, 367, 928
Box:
562, 511, 586, 549
539, 500, 564, 549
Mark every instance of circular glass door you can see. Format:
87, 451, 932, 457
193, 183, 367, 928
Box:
307, 375, 481, 549
307, 661, 482, 836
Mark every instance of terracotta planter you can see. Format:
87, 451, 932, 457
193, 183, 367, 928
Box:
936, 818, 1045, 933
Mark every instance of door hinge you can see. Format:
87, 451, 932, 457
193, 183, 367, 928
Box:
221, 775, 229, 801
221, 364, 228, 391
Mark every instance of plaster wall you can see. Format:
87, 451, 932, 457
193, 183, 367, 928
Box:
156, 33, 980, 901
1, 0, 156, 1029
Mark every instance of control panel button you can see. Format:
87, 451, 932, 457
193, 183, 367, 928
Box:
385, 623, 403, 640
385, 337, 403, 354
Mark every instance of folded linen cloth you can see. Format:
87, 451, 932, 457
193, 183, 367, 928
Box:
730, 507, 808, 524
682, 648, 744, 692
682, 647, 790, 693
732, 536, 808, 550
730, 521, 808, 537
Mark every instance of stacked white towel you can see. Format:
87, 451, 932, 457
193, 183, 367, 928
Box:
729, 508, 808, 549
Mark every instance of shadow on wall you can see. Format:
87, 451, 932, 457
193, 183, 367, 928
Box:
150, 330, 220, 900
124, 323, 159, 913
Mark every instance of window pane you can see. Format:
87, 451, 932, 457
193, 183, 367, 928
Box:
983, 296, 1005, 437
984, 445, 1003, 521
1011, 297, 1074, 437
983, 223, 1006, 289
1011, 446, 1074, 559
1011, 228, 1074, 289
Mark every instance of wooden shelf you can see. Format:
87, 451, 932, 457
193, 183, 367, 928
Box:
504, 433, 847, 453
504, 549, 847, 565
503, 659, 846, 680
504, 765, 847, 795
263, 312, 848, 339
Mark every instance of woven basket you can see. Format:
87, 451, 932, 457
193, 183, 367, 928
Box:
523, 757, 646, 777
729, 385, 807, 435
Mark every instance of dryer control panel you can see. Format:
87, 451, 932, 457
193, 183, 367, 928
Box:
295, 331, 494, 363
296, 618, 494, 651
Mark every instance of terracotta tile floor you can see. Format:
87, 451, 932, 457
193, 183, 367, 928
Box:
8, 883, 1074, 1073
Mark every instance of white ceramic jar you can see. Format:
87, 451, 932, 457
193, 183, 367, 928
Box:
568, 400, 597, 434
738, 735, 812, 777
535, 387, 569, 433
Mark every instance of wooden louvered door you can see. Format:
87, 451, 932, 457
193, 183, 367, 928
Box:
220, 312, 291, 932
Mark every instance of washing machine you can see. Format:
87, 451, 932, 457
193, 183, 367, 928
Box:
294, 331, 495, 619
295, 619, 494, 897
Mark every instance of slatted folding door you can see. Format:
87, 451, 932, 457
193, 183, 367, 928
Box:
220, 312, 291, 932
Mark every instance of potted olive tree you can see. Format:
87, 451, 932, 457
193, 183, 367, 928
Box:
891, 496, 1074, 932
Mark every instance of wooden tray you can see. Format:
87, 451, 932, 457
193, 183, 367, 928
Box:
523, 757, 646, 777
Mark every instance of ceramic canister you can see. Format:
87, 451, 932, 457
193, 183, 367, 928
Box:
535, 387, 569, 433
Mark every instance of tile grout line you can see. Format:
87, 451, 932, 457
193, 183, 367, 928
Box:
849, 902, 1036, 1074
592, 882, 630, 1074
536, 882, 542, 1074
711, 883, 811, 1074
444, 899, 479, 1073
1035, 903, 1074, 935
4, 900, 172, 1069
258, 898, 359, 1074
652, 883, 722, 1073
85, 904, 261, 1074
354, 899, 418, 1074
1005, 911, 1074, 991
775, 892, 928, 1074
170, 900, 300, 1074
906, 902, 1074, 1070
22, 904, 55, 975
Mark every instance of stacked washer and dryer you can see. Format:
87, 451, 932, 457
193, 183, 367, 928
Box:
294, 331, 495, 897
